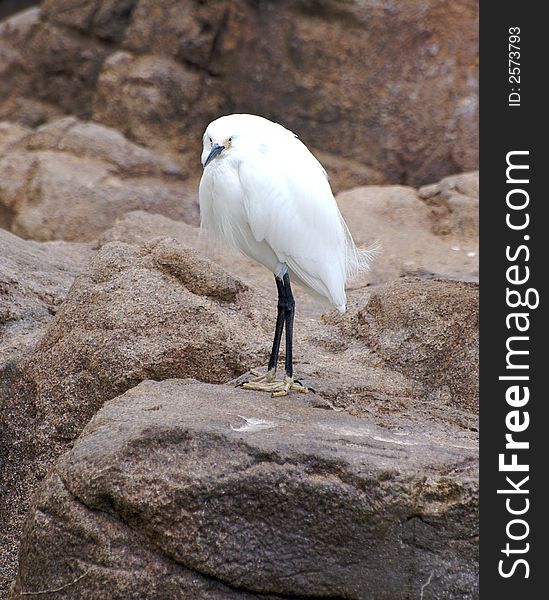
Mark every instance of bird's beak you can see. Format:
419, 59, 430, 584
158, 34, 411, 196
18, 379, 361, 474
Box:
204, 143, 225, 167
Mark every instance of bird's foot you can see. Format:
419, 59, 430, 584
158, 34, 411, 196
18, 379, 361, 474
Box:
241, 371, 309, 397
242, 368, 277, 384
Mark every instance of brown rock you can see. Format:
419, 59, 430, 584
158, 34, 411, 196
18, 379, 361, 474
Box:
19, 116, 183, 177
419, 171, 479, 201
23, 22, 108, 119
0, 8, 39, 109
0, 7, 64, 128
0, 118, 199, 241
0, 123, 30, 229
92, 51, 203, 155
97, 210, 200, 248
333, 277, 479, 412
13, 379, 478, 599
1, 1, 478, 185
337, 185, 478, 283
0, 229, 93, 375
0, 122, 29, 153
1, 237, 271, 596
0, 229, 93, 597
19, 238, 271, 443
98, 210, 331, 319
118, 0, 478, 185
2, 241, 479, 596
122, 0, 225, 71
12, 473, 262, 599
419, 171, 479, 239
41, 0, 138, 43
0, 98, 64, 130
311, 149, 387, 193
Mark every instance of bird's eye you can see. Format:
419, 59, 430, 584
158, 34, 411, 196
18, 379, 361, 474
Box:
228, 137, 232, 142
209, 137, 212, 143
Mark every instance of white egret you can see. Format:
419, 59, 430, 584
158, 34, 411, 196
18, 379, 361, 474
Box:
199, 114, 375, 396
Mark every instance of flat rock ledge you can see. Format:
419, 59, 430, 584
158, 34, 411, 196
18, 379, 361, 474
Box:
12, 379, 478, 599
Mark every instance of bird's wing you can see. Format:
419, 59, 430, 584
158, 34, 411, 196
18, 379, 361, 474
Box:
238, 142, 348, 307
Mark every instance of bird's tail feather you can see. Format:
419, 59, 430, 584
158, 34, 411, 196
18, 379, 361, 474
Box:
342, 219, 380, 282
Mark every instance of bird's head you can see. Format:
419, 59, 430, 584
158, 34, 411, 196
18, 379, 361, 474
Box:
201, 117, 237, 168
201, 114, 293, 168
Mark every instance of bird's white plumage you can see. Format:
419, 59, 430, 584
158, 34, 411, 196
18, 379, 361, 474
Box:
199, 114, 374, 312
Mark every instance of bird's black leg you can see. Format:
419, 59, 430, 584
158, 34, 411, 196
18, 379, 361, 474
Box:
241, 271, 308, 396
282, 272, 295, 379
268, 276, 286, 373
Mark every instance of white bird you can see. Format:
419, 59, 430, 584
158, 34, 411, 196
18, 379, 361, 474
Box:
199, 114, 375, 396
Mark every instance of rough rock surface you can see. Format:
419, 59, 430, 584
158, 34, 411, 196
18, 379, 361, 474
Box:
92, 49, 203, 158
0, 122, 30, 228
0, 117, 199, 241
1, 165, 479, 595
97, 209, 200, 249
13, 379, 478, 599
330, 278, 479, 413
0, 1, 478, 185
0, 122, 29, 153
419, 171, 479, 239
4, 259, 478, 596
2, 250, 479, 598
309, 149, 387, 194
337, 183, 478, 284
19, 238, 272, 445
1, 235, 273, 597
97, 210, 303, 316
0, 228, 93, 380
0, 229, 93, 596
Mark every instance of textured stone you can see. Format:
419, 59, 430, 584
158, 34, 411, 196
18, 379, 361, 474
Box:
2, 240, 479, 596
41, 0, 138, 42
332, 277, 479, 412
1, 236, 271, 596
419, 171, 479, 238
92, 51, 202, 156
1, 1, 478, 185
336, 185, 478, 283
0, 117, 199, 241
19, 238, 271, 443
13, 379, 478, 599
0, 229, 92, 377
0, 229, 93, 597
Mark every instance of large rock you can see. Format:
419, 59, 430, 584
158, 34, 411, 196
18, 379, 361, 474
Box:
419, 171, 479, 239
0, 228, 93, 380
1, 236, 272, 597
12, 379, 478, 599
1, 1, 478, 186
20, 238, 272, 444
0, 117, 199, 240
330, 278, 479, 413
337, 184, 478, 284
92, 50, 203, 159
2, 244, 479, 596
206, 0, 479, 185
0, 229, 93, 598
